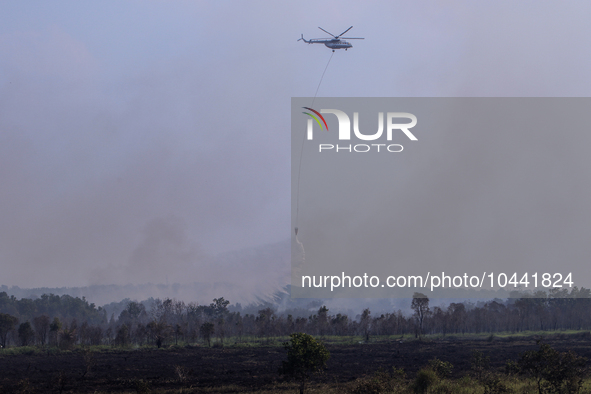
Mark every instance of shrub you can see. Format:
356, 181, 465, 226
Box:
351, 377, 384, 394
134, 379, 150, 394
429, 381, 455, 394
392, 366, 407, 380
428, 358, 453, 378
518, 343, 587, 394
483, 375, 511, 394
505, 360, 519, 375
413, 368, 439, 394
350, 368, 407, 394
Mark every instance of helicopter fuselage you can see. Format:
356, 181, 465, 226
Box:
300, 38, 352, 49
324, 40, 352, 49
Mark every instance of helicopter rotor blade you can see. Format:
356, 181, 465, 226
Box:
340, 37, 364, 40
336, 26, 353, 38
318, 26, 337, 38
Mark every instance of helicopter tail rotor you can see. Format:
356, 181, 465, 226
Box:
298, 34, 311, 44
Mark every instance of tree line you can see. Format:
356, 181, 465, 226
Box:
0, 287, 590, 348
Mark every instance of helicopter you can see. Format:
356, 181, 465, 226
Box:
298, 26, 364, 51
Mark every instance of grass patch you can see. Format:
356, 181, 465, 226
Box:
1, 329, 590, 357
0, 346, 42, 356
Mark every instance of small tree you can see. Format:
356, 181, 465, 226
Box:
471, 350, 490, 380
279, 333, 330, 394
59, 320, 77, 350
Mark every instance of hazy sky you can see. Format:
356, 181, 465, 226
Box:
2, 1, 591, 289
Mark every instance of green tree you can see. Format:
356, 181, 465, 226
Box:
126, 301, 145, 320
115, 324, 130, 347
279, 333, 330, 394
210, 297, 229, 317
146, 320, 170, 348
0, 313, 18, 348
49, 317, 62, 346
18, 322, 35, 346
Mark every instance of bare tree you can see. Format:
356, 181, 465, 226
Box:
33, 315, 50, 346
0, 313, 18, 348
411, 292, 430, 339
256, 307, 275, 343
199, 322, 214, 347
316, 306, 329, 337
359, 308, 371, 341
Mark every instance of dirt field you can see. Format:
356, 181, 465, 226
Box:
1, 336, 591, 393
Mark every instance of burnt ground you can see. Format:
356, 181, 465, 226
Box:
1, 335, 591, 393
